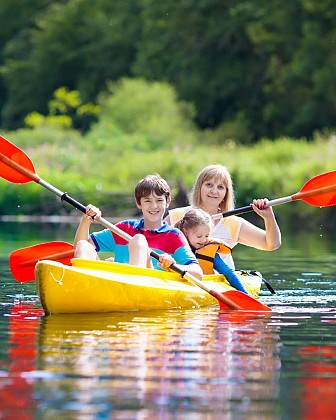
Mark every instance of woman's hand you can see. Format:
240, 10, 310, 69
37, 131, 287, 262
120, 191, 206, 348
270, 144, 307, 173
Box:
251, 198, 274, 219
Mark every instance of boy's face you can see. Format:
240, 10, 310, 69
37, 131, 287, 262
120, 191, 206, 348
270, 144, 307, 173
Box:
136, 193, 170, 224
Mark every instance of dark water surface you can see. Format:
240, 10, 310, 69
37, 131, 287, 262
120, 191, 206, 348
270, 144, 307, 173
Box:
0, 222, 335, 419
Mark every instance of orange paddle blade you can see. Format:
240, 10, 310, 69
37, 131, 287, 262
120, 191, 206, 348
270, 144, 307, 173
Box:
10, 241, 74, 283
218, 290, 271, 311
0, 135, 37, 183
295, 171, 336, 206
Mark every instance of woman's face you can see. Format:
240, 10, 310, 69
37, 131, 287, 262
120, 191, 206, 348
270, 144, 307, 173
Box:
184, 224, 210, 249
200, 177, 227, 210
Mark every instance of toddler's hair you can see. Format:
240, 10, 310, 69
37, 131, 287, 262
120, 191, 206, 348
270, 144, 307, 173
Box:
134, 174, 171, 204
175, 208, 213, 232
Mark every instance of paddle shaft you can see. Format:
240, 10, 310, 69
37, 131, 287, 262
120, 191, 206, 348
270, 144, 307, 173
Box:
0, 153, 38, 181
213, 183, 336, 219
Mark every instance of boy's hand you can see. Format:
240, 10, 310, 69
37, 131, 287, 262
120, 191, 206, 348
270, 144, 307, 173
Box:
158, 253, 176, 270
85, 204, 101, 221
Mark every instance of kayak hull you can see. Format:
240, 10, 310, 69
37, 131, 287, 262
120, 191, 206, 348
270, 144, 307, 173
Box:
35, 258, 262, 314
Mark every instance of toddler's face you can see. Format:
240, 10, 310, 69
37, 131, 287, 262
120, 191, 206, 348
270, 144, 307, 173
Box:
184, 224, 210, 249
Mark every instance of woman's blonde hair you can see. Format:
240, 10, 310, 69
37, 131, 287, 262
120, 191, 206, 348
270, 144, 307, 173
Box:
190, 164, 235, 212
175, 208, 213, 232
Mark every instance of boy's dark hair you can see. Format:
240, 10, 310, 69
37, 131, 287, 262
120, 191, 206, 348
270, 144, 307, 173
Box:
134, 174, 171, 205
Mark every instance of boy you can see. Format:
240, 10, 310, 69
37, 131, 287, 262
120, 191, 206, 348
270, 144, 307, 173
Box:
74, 174, 203, 279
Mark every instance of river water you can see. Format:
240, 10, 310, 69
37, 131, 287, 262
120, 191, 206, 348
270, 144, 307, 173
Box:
0, 221, 335, 419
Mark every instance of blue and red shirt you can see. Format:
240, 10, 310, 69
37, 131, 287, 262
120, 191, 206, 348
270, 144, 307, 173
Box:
90, 219, 198, 270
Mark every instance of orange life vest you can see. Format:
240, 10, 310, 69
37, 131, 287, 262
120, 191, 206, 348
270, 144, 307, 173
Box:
195, 240, 232, 275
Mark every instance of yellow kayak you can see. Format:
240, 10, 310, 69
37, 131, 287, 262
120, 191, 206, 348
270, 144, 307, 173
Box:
35, 258, 262, 314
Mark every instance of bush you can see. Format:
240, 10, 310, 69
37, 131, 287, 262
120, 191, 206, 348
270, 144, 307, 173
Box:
86, 78, 198, 153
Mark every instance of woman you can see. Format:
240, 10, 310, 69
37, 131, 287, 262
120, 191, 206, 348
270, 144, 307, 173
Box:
165, 164, 281, 269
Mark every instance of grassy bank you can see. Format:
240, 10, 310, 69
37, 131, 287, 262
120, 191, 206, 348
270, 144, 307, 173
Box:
1, 128, 335, 229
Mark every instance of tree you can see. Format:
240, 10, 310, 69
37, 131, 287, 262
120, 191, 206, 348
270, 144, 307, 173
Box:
134, 0, 336, 139
0, 0, 55, 125
1, 0, 141, 128
134, 0, 260, 135
248, 0, 336, 138
1, 0, 336, 139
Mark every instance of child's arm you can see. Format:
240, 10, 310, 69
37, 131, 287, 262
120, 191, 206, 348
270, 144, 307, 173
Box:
74, 204, 101, 247
213, 253, 249, 294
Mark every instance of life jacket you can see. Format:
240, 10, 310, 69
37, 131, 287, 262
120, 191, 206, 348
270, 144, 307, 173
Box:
195, 239, 232, 275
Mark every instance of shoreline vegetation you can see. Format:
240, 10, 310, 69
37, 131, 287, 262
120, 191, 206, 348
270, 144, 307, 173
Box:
1, 131, 335, 230
0, 80, 335, 230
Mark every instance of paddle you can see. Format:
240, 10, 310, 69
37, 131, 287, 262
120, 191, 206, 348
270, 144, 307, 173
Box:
10, 241, 74, 283
0, 135, 270, 311
213, 171, 336, 219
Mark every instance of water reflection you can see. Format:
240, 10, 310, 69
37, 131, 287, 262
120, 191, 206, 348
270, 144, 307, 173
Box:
1, 223, 336, 418
299, 340, 336, 420
0, 303, 44, 418
30, 309, 279, 417
2, 304, 334, 418
279, 311, 336, 420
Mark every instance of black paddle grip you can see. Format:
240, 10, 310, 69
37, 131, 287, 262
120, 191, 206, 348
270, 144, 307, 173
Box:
61, 193, 87, 214
221, 205, 253, 217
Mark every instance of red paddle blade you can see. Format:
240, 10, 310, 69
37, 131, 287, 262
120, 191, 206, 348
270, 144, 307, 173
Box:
299, 171, 336, 206
218, 290, 271, 311
0, 135, 36, 183
10, 241, 74, 283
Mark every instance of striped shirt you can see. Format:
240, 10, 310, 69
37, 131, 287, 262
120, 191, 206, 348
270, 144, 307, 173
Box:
90, 218, 198, 270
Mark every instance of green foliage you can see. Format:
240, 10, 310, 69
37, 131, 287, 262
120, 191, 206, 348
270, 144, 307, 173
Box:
202, 113, 253, 145
24, 87, 100, 131
1, 123, 335, 229
86, 78, 198, 152
1, 0, 336, 140
1, 0, 140, 128
135, 0, 259, 131
248, 0, 336, 138
24, 112, 73, 129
